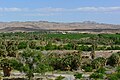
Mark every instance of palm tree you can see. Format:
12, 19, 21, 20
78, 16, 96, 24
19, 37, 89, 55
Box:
90, 36, 98, 59
61, 51, 81, 71
0, 58, 12, 77
91, 57, 106, 69
107, 52, 120, 67
90, 44, 96, 59
18, 49, 52, 80
0, 49, 7, 57
47, 53, 62, 70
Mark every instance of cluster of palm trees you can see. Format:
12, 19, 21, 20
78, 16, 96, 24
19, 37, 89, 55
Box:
0, 32, 120, 80
48, 51, 81, 71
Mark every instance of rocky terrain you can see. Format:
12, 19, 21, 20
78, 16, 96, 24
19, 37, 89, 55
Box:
0, 21, 120, 32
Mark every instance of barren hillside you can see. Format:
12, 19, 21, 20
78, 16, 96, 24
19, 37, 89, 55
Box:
0, 21, 120, 32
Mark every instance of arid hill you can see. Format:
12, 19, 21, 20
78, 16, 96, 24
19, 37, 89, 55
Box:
0, 21, 120, 32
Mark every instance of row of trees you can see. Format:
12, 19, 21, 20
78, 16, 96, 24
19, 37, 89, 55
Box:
13, 40, 120, 51
1, 32, 120, 45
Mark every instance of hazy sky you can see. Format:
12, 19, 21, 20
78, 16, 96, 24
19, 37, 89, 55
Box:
0, 0, 120, 24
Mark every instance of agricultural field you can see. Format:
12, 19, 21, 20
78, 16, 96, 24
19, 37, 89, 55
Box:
0, 32, 120, 80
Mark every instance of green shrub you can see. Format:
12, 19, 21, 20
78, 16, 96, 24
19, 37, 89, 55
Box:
90, 73, 104, 79
108, 72, 120, 79
107, 52, 120, 67
82, 65, 93, 72
108, 74, 118, 80
117, 66, 120, 72
96, 67, 106, 74
116, 72, 120, 78
74, 73, 82, 79
29, 41, 36, 49
18, 41, 27, 49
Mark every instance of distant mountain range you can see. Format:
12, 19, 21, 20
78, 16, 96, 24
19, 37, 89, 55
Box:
0, 21, 120, 33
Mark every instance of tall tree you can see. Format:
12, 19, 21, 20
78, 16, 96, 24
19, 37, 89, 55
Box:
107, 52, 120, 67
92, 57, 106, 69
18, 49, 52, 80
0, 58, 12, 77
90, 36, 98, 59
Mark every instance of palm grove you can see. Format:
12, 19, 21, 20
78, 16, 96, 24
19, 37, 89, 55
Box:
0, 32, 120, 79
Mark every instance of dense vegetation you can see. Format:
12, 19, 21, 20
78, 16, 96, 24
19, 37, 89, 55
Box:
0, 31, 120, 80
1, 32, 120, 51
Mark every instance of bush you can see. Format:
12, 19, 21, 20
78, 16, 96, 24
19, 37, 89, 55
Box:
36, 46, 45, 51
82, 65, 93, 72
90, 73, 104, 79
74, 73, 82, 79
18, 41, 27, 49
79, 45, 92, 51
29, 41, 36, 49
91, 57, 106, 69
108, 74, 118, 80
117, 66, 120, 72
96, 67, 106, 74
107, 72, 120, 80
116, 72, 120, 78
107, 53, 120, 67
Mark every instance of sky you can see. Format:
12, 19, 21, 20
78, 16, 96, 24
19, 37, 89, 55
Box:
0, 0, 120, 24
